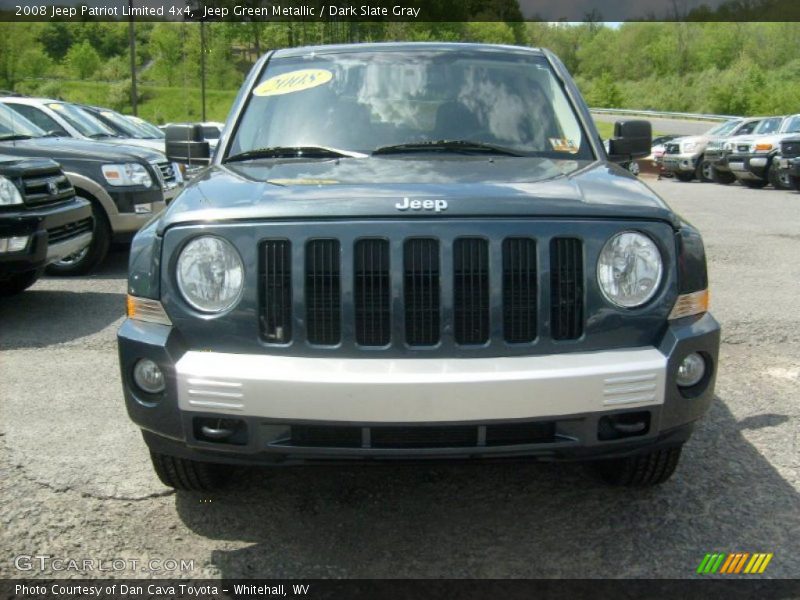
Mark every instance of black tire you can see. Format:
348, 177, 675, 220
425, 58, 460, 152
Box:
595, 446, 683, 487
0, 269, 42, 297
790, 175, 800, 192
740, 178, 768, 189
768, 163, 791, 190
697, 157, 713, 182
675, 172, 694, 182
45, 196, 110, 276
150, 452, 231, 491
711, 166, 736, 185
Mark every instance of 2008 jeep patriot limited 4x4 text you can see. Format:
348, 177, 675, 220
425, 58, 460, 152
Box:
118, 43, 720, 490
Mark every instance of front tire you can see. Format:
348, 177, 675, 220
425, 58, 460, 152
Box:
675, 172, 694, 182
790, 175, 800, 192
768, 163, 791, 190
711, 166, 736, 184
45, 196, 109, 276
595, 446, 683, 486
0, 269, 42, 297
149, 452, 231, 491
697, 157, 713, 182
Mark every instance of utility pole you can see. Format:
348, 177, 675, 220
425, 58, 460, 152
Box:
128, 0, 137, 115
200, 20, 207, 122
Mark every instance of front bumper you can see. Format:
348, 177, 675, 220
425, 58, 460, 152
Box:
0, 197, 92, 276
705, 148, 730, 171
118, 313, 720, 464
661, 153, 700, 174
727, 153, 771, 180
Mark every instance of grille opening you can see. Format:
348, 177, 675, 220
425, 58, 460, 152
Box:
22, 172, 73, 206
306, 239, 341, 345
502, 237, 537, 343
550, 237, 584, 341
371, 426, 476, 448
404, 238, 440, 346
289, 425, 362, 448
260, 240, 292, 344
46, 217, 92, 244
485, 421, 556, 445
355, 238, 391, 346
597, 411, 651, 441
453, 237, 489, 345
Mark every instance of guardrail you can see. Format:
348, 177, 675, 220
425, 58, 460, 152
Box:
590, 108, 737, 122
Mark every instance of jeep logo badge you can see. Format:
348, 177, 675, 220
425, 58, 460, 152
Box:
395, 197, 448, 212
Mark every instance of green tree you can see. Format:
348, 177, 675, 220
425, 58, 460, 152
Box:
66, 40, 101, 80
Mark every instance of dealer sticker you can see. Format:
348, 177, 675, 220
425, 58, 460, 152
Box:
549, 138, 579, 153
253, 69, 333, 97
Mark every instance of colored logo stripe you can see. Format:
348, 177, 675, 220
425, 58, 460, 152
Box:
698, 553, 773, 574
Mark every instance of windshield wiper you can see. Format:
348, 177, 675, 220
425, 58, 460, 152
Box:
0, 134, 33, 141
373, 139, 524, 157
225, 145, 366, 163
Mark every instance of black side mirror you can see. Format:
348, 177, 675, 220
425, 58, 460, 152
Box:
165, 124, 211, 165
607, 120, 652, 163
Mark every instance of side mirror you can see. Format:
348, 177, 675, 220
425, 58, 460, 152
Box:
165, 124, 211, 166
607, 120, 652, 163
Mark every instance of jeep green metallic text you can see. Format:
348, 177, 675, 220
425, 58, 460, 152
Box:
118, 43, 720, 490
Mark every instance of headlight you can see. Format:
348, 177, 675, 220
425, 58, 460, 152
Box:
597, 232, 663, 308
0, 176, 23, 206
101, 163, 153, 187
682, 142, 697, 152
176, 236, 244, 313
723, 142, 733, 151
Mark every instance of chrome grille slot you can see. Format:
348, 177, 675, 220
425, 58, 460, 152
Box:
306, 239, 341, 345
354, 238, 390, 347
550, 237, 584, 341
453, 237, 489, 345
404, 238, 440, 346
502, 237, 537, 343
260, 240, 292, 344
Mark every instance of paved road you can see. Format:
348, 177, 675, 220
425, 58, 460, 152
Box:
1, 178, 799, 579
592, 112, 716, 136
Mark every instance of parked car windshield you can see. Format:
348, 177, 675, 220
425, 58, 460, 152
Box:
779, 115, 800, 134
0, 103, 46, 139
755, 117, 784, 135
48, 102, 118, 138
93, 108, 155, 138
229, 49, 592, 160
128, 116, 165, 139
707, 120, 742, 137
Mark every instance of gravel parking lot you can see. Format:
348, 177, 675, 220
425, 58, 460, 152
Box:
1, 177, 798, 580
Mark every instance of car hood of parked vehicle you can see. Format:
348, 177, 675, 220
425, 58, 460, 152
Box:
104, 137, 166, 153
0, 136, 168, 164
0, 152, 60, 172
155, 156, 680, 233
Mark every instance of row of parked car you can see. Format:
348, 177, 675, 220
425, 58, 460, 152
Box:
0, 93, 221, 295
653, 114, 800, 191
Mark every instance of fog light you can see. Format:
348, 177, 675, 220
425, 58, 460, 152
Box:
134, 202, 153, 214
133, 359, 165, 394
0, 236, 30, 253
677, 353, 705, 388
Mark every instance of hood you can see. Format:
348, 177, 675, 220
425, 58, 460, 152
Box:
156, 156, 679, 234
0, 136, 166, 163
103, 137, 166, 154
0, 153, 59, 174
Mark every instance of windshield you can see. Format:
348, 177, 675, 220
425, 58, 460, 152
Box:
707, 120, 741, 136
229, 49, 591, 160
755, 117, 783, 135
0, 103, 46, 139
48, 103, 118, 138
128, 117, 165, 139
93, 108, 153, 138
780, 115, 800, 134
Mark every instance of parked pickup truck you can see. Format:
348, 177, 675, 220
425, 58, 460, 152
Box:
661, 117, 762, 182
0, 153, 92, 295
727, 114, 800, 189
119, 42, 719, 491
704, 116, 781, 184
777, 136, 800, 191
0, 103, 179, 274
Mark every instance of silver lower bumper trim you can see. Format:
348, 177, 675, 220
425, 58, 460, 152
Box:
45, 231, 92, 264
175, 348, 667, 423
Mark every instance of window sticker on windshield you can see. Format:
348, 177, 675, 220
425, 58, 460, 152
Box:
101, 111, 114, 118
49, 103, 64, 111
549, 138, 579, 153
253, 69, 333, 97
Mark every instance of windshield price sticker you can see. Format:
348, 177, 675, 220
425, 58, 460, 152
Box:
549, 138, 579, 153
253, 69, 333, 97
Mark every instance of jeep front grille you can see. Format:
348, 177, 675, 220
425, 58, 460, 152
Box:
259, 233, 585, 349
781, 139, 800, 158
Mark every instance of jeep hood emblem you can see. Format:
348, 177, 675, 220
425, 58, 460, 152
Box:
395, 197, 448, 212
